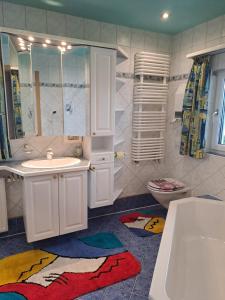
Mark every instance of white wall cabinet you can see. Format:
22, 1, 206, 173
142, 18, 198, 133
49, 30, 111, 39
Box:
23, 171, 87, 242
89, 162, 114, 208
90, 47, 116, 136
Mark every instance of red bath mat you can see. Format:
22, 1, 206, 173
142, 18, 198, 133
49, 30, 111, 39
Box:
0, 232, 141, 300
120, 210, 166, 237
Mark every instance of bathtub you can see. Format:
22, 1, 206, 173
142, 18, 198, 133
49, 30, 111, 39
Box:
149, 197, 225, 300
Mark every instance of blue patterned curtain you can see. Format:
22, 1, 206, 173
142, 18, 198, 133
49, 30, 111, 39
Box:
0, 48, 11, 160
180, 56, 211, 159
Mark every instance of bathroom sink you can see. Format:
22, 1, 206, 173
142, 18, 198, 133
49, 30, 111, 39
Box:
21, 157, 81, 169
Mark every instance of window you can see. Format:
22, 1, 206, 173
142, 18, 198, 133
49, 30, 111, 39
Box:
208, 70, 225, 153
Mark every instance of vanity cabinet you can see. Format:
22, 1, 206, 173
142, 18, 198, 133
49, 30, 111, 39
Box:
89, 162, 114, 208
23, 171, 87, 242
90, 47, 116, 136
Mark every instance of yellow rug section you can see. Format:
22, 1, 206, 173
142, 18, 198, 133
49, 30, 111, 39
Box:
0, 249, 57, 285
144, 217, 165, 234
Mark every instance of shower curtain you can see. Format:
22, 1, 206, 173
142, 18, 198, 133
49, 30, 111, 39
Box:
180, 56, 211, 159
0, 53, 11, 160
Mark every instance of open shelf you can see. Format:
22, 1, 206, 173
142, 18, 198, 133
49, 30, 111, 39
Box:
117, 46, 129, 60
114, 165, 123, 175
113, 188, 123, 202
114, 138, 125, 147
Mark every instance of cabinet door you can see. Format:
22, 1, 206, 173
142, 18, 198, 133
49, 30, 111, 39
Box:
91, 47, 116, 136
89, 163, 113, 208
59, 171, 87, 235
23, 174, 59, 242
0, 178, 8, 233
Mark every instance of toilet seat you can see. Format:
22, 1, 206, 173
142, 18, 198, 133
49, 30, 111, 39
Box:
147, 178, 185, 192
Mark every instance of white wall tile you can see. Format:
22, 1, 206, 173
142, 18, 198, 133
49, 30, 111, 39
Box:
100, 22, 117, 44
144, 31, 157, 52
192, 23, 207, 51
131, 29, 145, 49
0, 2, 3, 26
206, 15, 223, 42
26, 7, 47, 33
66, 15, 84, 39
84, 19, 101, 42
47, 11, 66, 36
157, 33, 172, 54
172, 33, 182, 55
181, 28, 194, 53
3, 2, 26, 29
117, 25, 131, 47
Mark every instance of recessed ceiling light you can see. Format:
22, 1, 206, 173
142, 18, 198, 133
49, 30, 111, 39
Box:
42, 0, 63, 7
160, 11, 171, 21
45, 39, 51, 44
28, 36, 34, 42
43, 43, 47, 48
61, 41, 67, 46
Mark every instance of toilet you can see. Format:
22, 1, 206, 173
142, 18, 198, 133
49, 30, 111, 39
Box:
147, 178, 191, 208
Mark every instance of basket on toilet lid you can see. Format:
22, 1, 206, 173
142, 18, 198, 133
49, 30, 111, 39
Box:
147, 178, 185, 192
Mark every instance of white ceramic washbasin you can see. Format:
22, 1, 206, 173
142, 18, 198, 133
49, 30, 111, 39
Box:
21, 157, 81, 169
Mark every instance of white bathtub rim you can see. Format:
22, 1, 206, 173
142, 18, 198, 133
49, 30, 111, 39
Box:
149, 196, 225, 300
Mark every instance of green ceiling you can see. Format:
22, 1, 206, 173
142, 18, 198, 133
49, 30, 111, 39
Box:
4, 0, 225, 34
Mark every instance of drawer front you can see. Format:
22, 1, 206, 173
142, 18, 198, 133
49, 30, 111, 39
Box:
91, 152, 114, 164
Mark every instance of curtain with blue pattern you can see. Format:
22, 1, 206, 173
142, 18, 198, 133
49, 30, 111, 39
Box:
180, 56, 211, 159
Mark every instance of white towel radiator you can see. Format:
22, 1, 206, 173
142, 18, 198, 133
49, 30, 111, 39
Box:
132, 52, 170, 162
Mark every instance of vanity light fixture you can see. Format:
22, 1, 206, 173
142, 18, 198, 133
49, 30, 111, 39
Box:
28, 36, 34, 42
160, 11, 171, 21
45, 39, 51, 44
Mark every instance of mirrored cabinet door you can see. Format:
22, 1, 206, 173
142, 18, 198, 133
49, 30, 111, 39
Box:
31, 45, 63, 136
62, 47, 90, 136
1, 33, 35, 139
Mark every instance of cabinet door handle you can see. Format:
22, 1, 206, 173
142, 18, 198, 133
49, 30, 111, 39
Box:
60, 174, 64, 178
102, 157, 105, 160
53, 175, 57, 179
92, 132, 96, 135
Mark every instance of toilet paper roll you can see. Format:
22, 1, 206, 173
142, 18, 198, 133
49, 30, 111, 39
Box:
115, 151, 126, 160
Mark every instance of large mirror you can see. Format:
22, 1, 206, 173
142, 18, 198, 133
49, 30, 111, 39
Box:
0, 32, 90, 139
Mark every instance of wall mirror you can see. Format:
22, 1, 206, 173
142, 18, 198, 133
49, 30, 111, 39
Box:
0, 32, 90, 139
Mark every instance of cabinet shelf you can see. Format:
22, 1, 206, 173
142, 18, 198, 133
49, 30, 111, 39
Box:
114, 139, 125, 147
113, 188, 123, 201
114, 165, 122, 175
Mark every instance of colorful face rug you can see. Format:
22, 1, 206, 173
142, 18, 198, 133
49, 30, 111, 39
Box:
0, 232, 141, 300
119, 210, 166, 237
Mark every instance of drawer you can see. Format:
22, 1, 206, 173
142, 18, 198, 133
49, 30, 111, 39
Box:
91, 152, 114, 164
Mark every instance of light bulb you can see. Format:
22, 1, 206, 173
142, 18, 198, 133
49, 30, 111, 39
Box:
160, 11, 170, 20
20, 46, 26, 50
67, 45, 72, 50
43, 43, 47, 48
17, 37, 24, 42
45, 39, 51, 44
61, 41, 67, 46
28, 36, 34, 42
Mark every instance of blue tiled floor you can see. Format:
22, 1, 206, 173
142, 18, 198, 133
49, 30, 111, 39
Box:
0, 204, 167, 300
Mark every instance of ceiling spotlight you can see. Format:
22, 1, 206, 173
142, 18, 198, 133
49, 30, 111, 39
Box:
61, 41, 67, 46
28, 36, 34, 42
43, 43, 47, 48
45, 39, 51, 44
67, 45, 72, 50
160, 11, 171, 20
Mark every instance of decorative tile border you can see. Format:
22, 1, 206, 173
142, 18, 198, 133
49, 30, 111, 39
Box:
116, 71, 189, 82
20, 82, 90, 88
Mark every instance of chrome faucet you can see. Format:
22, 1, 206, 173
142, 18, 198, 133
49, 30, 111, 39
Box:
46, 148, 54, 160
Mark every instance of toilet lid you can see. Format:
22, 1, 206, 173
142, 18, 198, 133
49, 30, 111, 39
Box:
147, 178, 185, 192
